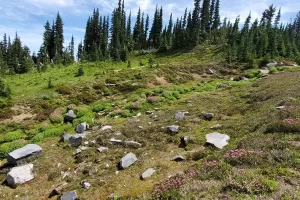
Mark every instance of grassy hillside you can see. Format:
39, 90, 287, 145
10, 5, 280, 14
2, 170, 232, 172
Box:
0, 46, 300, 199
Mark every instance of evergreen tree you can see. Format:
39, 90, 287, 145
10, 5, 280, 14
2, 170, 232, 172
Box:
54, 12, 64, 63
212, 0, 221, 30
70, 35, 75, 62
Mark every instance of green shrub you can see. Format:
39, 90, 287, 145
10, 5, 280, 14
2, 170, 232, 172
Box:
93, 103, 112, 112
47, 77, 54, 88
92, 82, 106, 90
0, 79, 11, 98
0, 141, 25, 158
29, 124, 72, 143
172, 91, 181, 99
0, 130, 26, 144
153, 88, 164, 94
225, 170, 278, 194
56, 85, 73, 95
75, 65, 84, 77
269, 67, 278, 74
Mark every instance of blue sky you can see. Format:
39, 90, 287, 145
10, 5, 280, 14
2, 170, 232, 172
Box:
0, 0, 299, 54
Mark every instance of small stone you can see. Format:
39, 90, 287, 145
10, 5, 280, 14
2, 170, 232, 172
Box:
171, 155, 185, 162
180, 136, 191, 147
60, 190, 77, 200
276, 106, 286, 110
76, 122, 89, 133
141, 168, 156, 180
69, 135, 83, 147
49, 182, 68, 198
73, 149, 82, 155
107, 194, 118, 199
115, 171, 119, 175
98, 147, 109, 153
89, 140, 96, 147
210, 124, 223, 130
81, 181, 91, 189
115, 131, 122, 136
175, 112, 185, 120
206, 69, 214, 74
119, 153, 137, 169
146, 111, 154, 115
60, 134, 72, 143
136, 113, 142, 117
138, 126, 143, 129
101, 126, 113, 131
64, 110, 77, 123
84, 141, 89, 145
80, 146, 88, 151
203, 113, 214, 121
105, 164, 110, 168
167, 125, 179, 135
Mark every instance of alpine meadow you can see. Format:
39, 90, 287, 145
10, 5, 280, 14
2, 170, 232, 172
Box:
1, 0, 300, 199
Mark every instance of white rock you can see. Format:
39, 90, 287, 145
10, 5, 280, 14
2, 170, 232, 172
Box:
7, 144, 42, 165
6, 164, 34, 187
97, 147, 109, 153
141, 168, 156, 179
206, 132, 230, 149
100, 126, 113, 131
81, 181, 91, 189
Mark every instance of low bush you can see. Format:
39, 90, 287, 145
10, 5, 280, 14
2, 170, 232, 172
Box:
0, 141, 25, 158
0, 130, 26, 144
56, 85, 73, 95
224, 170, 278, 195
92, 103, 112, 112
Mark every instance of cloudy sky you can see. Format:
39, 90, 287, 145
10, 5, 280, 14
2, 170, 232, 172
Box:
0, 0, 299, 54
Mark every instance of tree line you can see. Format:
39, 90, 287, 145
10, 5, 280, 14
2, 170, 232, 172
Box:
1, 0, 300, 74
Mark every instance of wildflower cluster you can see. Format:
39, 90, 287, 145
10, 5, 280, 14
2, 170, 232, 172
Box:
152, 170, 199, 199
203, 160, 219, 167
283, 118, 298, 125
224, 149, 247, 159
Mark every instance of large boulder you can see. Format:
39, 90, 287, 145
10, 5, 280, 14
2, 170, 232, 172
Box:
119, 152, 137, 169
7, 144, 42, 165
76, 122, 89, 133
206, 132, 230, 149
6, 164, 34, 187
60, 190, 78, 200
64, 110, 77, 123
69, 135, 83, 147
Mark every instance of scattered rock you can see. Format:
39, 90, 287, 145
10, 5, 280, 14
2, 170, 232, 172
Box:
241, 77, 249, 81
124, 141, 142, 148
88, 140, 96, 147
179, 136, 191, 148
119, 152, 137, 169
107, 194, 118, 199
60, 190, 78, 200
136, 113, 142, 117
146, 111, 154, 115
7, 144, 42, 165
60, 133, 72, 143
110, 138, 142, 148
175, 112, 188, 120
167, 125, 179, 135
141, 168, 156, 180
76, 122, 89, 133
73, 149, 82, 155
206, 69, 214, 74
110, 138, 123, 145
171, 155, 185, 162
203, 113, 214, 121
206, 132, 230, 149
266, 61, 277, 67
69, 135, 83, 147
97, 147, 109, 153
92, 126, 99, 131
100, 126, 113, 131
49, 182, 68, 198
210, 124, 223, 130
64, 110, 77, 123
260, 69, 270, 74
6, 164, 34, 187
276, 106, 286, 110
80, 146, 88, 151
81, 181, 91, 189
